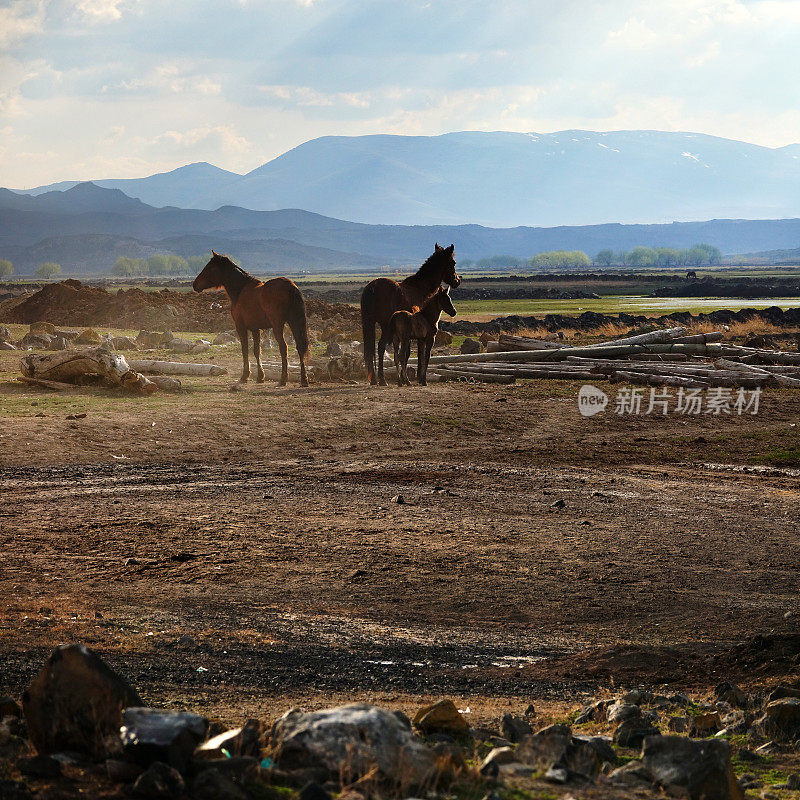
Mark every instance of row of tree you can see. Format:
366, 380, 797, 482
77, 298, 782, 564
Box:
0, 259, 62, 278
595, 243, 722, 268
112, 254, 210, 276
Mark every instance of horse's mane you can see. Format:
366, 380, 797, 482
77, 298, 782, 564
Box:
413, 249, 445, 280
213, 254, 256, 301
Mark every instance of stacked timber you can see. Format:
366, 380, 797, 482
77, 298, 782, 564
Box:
410, 327, 800, 388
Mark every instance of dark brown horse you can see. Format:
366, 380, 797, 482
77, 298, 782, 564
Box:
360, 243, 460, 385
389, 286, 456, 386
193, 252, 309, 387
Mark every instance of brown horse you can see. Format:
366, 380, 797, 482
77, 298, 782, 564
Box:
193, 252, 309, 386
389, 286, 456, 386
360, 243, 460, 385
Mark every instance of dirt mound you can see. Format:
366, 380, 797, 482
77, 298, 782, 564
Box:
1, 280, 361, 335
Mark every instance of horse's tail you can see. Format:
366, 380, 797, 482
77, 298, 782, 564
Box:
287, 285, 309, 363
361, 284, 376, 381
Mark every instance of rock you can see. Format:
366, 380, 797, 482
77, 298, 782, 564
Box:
516, 727, 601, 781
132, 761, 185, 799
767, 686, 800, 702
608, 702, 643, 724
51, 335, 69, 350
720, 710, 749, 735
501, 714, 533, 743
169, 338, 194, 353
613, 716, 660, 748
53, 330, 79, 341
573, 734, 616, 765
272, 703, 436, 786
106, 758, 145, 782
0, 697, 21, 718
622, 689, 652, 705
434, 330, 453, 346
191, 342, 211, 354
193, 756, 258, 781
326, 340, 343, 357
412, 699, 469, 735
392, 710, 411, 729
715, 682, 747, 707
460, 338, 482, 354
668, 716, 691, 733
121, 708, 208, 773
17, 754, 63, 778
690, 712, 722, 737
753, 698, 800, 740
575, 699, 609, 724
213, 332, 238, 345
191, 768, 249, 800
22, 643, 142, 757
479, 746, 517, 775
112, 336, 139, 351
30, 322, 55, 335
195, 719, 261, 758
75, 329, 103, 344
478, 331, 493, 346
611, 736, 744, 800
21, 332, 53, 349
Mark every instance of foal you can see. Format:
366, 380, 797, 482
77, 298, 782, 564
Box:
389, 286, 456, 386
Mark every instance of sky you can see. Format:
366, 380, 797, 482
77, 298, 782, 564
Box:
1, 0, 799, 188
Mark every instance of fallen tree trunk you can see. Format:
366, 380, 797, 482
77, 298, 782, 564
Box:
593, 326, 687, 347
715, 358, 800, 388
20, 348, 158, 395
127, 359, 228, 377
496, 334, 568, 351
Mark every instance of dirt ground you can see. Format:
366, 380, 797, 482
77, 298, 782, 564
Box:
2, 327, 800, 738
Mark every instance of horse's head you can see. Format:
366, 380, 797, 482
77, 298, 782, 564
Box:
193, 251, 230, 292
438, 285, 457, 317
434, 242, 460, 288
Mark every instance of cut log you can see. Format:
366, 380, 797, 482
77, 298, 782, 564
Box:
611, 371, 709, 388
593, 326, 687, 347
18, 376, 76, 391
497, 334, 568, 351
144, 375, 182, 392
20, 347, 160, 395
126, 359, 228, 377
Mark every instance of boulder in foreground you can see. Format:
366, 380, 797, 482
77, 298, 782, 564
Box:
22, 643, 142, 757
272, 703, 437, 788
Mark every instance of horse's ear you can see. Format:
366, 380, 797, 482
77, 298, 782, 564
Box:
211, 250, 218, 257
446, 243, 454, 253
435, 242, 442, 251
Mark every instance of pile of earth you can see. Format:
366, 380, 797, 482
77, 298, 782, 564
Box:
443, 305, 800, 336
0, 280, 361, 336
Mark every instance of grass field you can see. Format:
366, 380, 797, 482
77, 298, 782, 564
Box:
456, 295, 800, 319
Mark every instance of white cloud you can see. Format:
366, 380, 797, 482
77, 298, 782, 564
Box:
0, 0, 45, 48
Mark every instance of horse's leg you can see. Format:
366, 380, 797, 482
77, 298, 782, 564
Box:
402, 340, 412, 385
377, 325, 389, 386
237, 325, 250, 383
393, 338, 404, 386
253, 329, 265, 383
418, 338, 427, 386
274, 325, 289, 387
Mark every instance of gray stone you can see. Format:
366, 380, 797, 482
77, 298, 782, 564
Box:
326, 340, 343, 357
21, 332, 53, 349
573, 734, 616, 764
131, 761, 184, 799
271, 703, 436, 787
517, 727, 601, 781
752, 698, 800, 740
460, 338, 482, 354
22, 643, 142, 757
715, 682, 747, 707
613, 736, 744, 800
112, 336, 139, 351
169, 338, 194, 353
574, 699, 609, 724
106, 758, 145, 782
613, 716, 660, 748
608, 701, 642, 724
213, 332, 238, 345
500, 714, 533, 743
121, 707, 208, 773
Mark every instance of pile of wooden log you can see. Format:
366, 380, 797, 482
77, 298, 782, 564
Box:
411, 326, 800, 388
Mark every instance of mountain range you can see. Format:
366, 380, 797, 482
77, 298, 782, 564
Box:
2, 181, 800, 274
14, 130, 800, 228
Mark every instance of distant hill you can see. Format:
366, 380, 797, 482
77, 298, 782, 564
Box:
2, 183, 800, 274
13, 130, 800, 227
